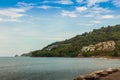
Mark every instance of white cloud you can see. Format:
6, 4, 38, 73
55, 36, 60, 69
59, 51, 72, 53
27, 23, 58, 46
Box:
17, 2, 34, 9
76, 7, 87, 12
55, 0, 73, 4
61, 5, 112, 19
0, 8, 26, 22
0, 18, 19, 22
76, 0, 83, 3
0, 2, 33, 22
41, 0, 50, 4
91, 6, 111, 13
101, 15, 115, 19
41, 0, 73, 4
113, 0, 120, 7
38, 5, 61, 9
38, 5, 52, 9
87, 0, 109, 6
77, 23, 94, 26
91, 20, 101, 23
0, 18, 3, 21
84, 14, 94, 17
86, 6, 112, 18
61, 10, 77, 18
0, 8, 26, 18
82, 6, 112, 19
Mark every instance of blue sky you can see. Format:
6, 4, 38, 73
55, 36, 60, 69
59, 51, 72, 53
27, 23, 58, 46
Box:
0, 0, 120, 56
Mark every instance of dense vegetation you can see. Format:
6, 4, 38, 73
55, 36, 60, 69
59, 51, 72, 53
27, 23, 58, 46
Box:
23, 24, 120, 57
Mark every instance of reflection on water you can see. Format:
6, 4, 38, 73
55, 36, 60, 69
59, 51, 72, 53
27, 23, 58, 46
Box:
0, 57, 120, 80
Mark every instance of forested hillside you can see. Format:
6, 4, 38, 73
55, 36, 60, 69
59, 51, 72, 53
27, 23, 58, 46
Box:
23, 24, 120, 57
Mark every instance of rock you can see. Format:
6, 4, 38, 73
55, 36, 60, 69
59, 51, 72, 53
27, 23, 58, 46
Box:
15, 54, 19, 57
94, 70, 105, 74
106, 68, 113, 74
84, 75, 99, 80
90, 73, 99, 78
45, 45, 58, 51
117, 67, 120, 71
81, 40, 116, 52
81, 45, 95, 52
75, 76, 85, 80
84, 75, 94, 80
74, 67, 120, 80
112, 69, 119, 73
95, 71, 108, 77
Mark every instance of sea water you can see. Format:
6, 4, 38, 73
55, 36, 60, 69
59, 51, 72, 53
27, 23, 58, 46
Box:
0, 57, 120, 80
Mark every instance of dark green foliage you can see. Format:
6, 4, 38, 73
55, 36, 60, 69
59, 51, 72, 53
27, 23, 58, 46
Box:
82, 51, 100, 57
24, 24, 120, 57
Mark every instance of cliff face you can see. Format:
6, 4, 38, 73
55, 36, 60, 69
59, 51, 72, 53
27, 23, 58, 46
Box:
96, 41, 115, 51
81, 41, 116, 52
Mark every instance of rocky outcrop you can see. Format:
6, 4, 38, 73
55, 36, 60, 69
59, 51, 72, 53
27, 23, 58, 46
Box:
95, 41, 115, 51
74, 67, 120, 80
81, 45, 96, 52
81, 41, 116, 52
45, 45, 58, 51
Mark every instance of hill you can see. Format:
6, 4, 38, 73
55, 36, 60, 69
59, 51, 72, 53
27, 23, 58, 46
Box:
23, 24, 120, 57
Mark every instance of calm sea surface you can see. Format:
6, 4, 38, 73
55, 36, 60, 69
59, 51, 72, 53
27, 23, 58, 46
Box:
0, 57, 120, 80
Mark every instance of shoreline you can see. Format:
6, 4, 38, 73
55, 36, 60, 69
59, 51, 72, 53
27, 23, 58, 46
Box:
74, 67, 120, 80
22, 56, 120, 61
78, 56, 120, 60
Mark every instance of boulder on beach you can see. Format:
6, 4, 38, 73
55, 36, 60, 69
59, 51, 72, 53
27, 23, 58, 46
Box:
74, 67, 120, 80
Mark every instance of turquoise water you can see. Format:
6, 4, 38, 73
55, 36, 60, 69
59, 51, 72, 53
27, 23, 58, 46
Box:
0, 57, 120, 80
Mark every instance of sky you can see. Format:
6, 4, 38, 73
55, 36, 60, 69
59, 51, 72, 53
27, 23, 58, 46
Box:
0, 0, 120, 56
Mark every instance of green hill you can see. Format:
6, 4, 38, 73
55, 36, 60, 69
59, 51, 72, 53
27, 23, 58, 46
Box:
24, 24, 120, 57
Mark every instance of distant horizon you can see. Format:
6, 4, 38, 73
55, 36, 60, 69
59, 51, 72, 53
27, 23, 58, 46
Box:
0, 0, 120, 56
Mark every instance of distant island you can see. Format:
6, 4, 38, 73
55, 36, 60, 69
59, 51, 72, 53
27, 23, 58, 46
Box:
22, 24, 120, 57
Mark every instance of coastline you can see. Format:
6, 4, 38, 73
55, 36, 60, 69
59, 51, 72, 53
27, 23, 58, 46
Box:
74, 67, 120, 80
79, 56, 120, 60
35, 55, 120, 58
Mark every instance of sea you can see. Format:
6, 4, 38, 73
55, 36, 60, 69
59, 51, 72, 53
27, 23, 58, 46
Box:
0, 57, 120, 80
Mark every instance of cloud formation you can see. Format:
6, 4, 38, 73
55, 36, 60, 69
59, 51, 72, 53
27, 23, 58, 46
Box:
91, 20, 101, 23
61, 10, 77, 18
76, 0, 83, 3
101, 15, 115, 19
38, 5, 52, 9
87, 0, 109, 6
0, 2, 33, 22
76, 7, 88, 12
54, 0, 73, 4
42, 0, 73, 5
38, 5, 60, 9
113, 0, 120, 7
